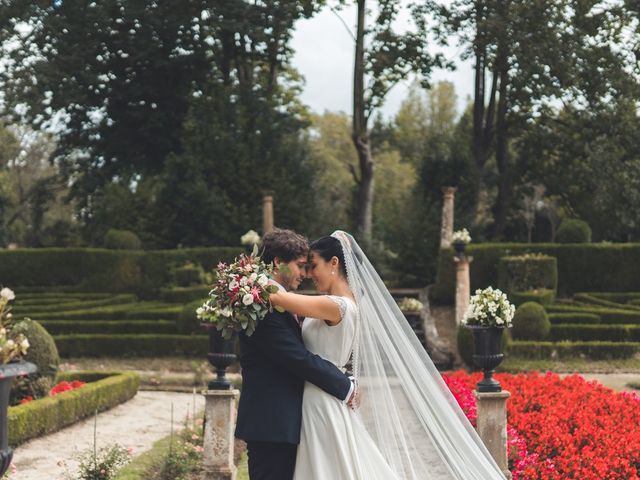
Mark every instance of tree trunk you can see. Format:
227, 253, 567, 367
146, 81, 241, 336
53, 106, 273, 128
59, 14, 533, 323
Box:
492, 56, 510, 239
352, 0, 374, 245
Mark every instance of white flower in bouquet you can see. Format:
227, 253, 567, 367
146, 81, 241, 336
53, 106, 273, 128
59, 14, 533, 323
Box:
241, 229, 261, 246
462, 286, 515, 328
197, 250, 278, 338
452, 228, 471, 244
0, 286, 30, 363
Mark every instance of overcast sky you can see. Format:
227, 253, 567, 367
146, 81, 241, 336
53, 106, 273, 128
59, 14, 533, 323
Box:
290, 4, 474, 119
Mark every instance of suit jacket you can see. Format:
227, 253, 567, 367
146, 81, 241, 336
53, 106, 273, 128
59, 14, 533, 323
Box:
235, 308, 351, 444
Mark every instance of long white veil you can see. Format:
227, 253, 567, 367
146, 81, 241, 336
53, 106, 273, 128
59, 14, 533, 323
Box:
332, 230, 506, 479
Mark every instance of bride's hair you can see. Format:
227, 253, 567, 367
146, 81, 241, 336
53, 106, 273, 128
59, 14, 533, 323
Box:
309, 236, 346, 277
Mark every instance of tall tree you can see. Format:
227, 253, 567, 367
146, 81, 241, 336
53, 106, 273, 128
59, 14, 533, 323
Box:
420, 0, 637, 238
345, 0, 444, 245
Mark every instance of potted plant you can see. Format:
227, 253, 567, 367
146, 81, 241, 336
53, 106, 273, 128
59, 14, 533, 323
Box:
451, 228, 471, 255
0, 288, 36, 476
462, 287, 514, 392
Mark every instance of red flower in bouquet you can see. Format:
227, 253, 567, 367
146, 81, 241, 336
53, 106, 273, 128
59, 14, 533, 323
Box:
197, 246, 279, 338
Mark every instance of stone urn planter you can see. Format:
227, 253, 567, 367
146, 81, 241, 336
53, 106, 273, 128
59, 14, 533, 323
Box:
0, 361, 37, 475
201, 324, 236, 390
466, 325, 505, 393
453, 241, 467, 256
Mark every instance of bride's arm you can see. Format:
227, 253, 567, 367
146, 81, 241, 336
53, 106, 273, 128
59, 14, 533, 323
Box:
270, 291, 342, 325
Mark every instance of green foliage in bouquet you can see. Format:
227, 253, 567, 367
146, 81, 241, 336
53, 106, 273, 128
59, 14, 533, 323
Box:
197, 246, 279, 339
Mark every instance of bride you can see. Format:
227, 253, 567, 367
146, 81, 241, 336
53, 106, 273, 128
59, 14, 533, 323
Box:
269, 231, 507, 480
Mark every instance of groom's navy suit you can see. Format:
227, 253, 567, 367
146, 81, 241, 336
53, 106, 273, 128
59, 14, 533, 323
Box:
236, 302, 352, 480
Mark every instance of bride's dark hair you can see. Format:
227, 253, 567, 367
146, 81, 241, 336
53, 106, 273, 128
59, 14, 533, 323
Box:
309, 236, 346, 277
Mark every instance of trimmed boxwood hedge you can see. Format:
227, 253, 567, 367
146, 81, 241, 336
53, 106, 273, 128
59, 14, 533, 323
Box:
54, 334, 208, 357
498, 254, 558, 295
546, 304, 640, 324
12, 294, 138, 314
27, 303, 182, 320
40, 320, 177, 335
548, 313, 601, 324
0, 247, 240, 294
8, 371, 139, 446
507, 340, 639, 359
433, 243, 640, 304
510, 289, 556, 307
572, 293, 640, 311
160, 286, 209, 304
550, 324, 640, 342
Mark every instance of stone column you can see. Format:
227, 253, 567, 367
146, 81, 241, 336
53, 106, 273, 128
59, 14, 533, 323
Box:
262, 194, 274, 235
454, 255, 472, 326
202, 389, 240, 480
475, 390, 512, 480
440, 187, 457, 249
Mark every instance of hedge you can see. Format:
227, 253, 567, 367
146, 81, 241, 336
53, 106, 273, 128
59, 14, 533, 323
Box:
497, 254, 558, 295
586, 292, 640, 303
54, 334, 208, 357
550, 324, 640, 342
12, 294, 138, 314
572, 293, 640, 311
433, 243, 640, 304
510, 289, 556, 307
160, 286, 209, 304
546, 304, 640, 324
39, 320, 177, 335
0, 247, 241, 294
548, 313, 601, 324
8, 371, 139, 446
507, 341, 640, 359
27, 303, 182, 320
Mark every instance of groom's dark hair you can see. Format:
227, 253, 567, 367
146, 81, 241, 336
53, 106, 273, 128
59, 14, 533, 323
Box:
260, 228, 309, 265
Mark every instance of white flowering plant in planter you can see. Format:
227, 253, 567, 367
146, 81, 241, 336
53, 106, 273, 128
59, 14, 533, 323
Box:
0, 288, 30, 364
240, 229, 261, 246
462, 287, 515, 328
398, 297, 424, 313
452, 228, 472, 244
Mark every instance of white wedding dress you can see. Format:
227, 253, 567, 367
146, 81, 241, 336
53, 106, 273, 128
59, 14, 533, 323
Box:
292, 232, 506, 480
293, 295, 400, 479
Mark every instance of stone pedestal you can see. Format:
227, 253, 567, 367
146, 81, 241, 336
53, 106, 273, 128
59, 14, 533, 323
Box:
202, 389, 240, 480
454, 255, 472, 326
262, 194, 274, 234
475, 390, 512, 480
440, 187, 457, 249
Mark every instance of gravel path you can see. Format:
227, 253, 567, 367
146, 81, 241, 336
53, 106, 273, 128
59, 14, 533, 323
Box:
12, 391, 204, 480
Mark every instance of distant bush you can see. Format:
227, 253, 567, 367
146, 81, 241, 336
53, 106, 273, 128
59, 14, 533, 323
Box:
512, 302, 551, 341
556, 219, 591, 244
104, 229, 142, 250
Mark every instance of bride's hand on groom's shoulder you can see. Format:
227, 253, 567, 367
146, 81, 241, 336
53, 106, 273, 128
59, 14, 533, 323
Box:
347, 382, 360, 410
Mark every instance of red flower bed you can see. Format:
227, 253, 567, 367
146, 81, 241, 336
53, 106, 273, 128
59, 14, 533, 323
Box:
19, 380, 86, 405
443, 371, 640, 480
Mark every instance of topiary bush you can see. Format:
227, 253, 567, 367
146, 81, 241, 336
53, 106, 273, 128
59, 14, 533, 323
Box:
512, 302, 551, 341
10, 319, 60, 403
173, 262, 204, 287
104, 229, 142, 250
556, 219, 592, 243
498, 253, 558, 295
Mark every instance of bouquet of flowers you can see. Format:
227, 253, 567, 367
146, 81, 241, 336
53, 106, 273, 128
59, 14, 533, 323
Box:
196, 248, 278, 339
452, 228, 472, 244
398, 297, 424, 313
0, 287, 30, 364
462, 286, 515, 328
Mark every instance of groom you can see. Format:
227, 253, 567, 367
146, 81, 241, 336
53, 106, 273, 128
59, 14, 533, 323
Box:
235, 228, 354, 480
